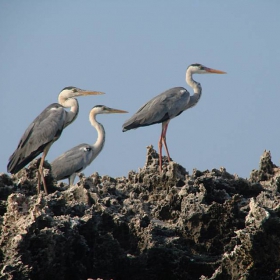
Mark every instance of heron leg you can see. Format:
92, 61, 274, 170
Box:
37, 162, 42, 194
158, 134, 163, 172
69, 173, 76, 186
162, 120, 171, 161
37, 144, 51, 194
158, 121, 169, 171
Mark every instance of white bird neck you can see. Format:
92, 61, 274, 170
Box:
185, 68, 202, 108
89, 110, 105, 160
58, 95, 79, 127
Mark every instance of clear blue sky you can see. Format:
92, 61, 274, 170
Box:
1, 1, 280, 181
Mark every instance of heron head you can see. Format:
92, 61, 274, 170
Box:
59, 86, 105, 99
92, 105, 128, 115
187, 64, 226, 74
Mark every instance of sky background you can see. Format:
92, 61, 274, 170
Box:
1, 1, 280, 182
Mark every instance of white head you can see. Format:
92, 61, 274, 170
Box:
91, 105, 128, 115
59, 86, 105, 100
187, 63, 226, 75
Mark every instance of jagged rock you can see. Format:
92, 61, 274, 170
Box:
250, 150, 278, 183
0, 146, 280, 280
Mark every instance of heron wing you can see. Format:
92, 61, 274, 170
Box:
122, 87, 190, 131
51, 144, 93, 181
7, 103, 66, 173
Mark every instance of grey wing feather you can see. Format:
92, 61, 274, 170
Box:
122, 87, 190, 131
51, 144, 93, 181
7, 103, 67, 173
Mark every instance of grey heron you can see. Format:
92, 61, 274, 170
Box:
7, 87, 104, 194
122, 63, 226, 171
51, 105, 128, 186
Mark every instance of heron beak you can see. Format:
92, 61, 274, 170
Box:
205, 67, 227, 74
79, 90, 105, 96
108, 108, 128, 114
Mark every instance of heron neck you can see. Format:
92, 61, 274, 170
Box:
58, 96, 79, 128
89, 111, 105, 161
185, 70, 202, 109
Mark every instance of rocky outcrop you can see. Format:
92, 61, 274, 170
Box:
0, 147, 280, 280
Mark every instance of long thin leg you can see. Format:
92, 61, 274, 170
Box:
37, 144, 52, 194
158, 133, 163, 172
69, 173, 76, 186
158, 122, 168, 171
37, 160, 42, 194
158, 121, 172, 172
162, 120, 171, 161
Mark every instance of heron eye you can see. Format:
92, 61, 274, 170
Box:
84, 147, 91, 152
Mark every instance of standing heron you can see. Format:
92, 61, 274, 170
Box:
7, 87, 104, 194
122, 63, 226, 171
51, 105, 128, 186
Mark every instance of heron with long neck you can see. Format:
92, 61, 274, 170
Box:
7, 87, 104, 194
51, 105, 128, 186
122, 63, 226, 171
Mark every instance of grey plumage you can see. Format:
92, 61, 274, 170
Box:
7, 103, 66, 174
51, 144, 94, 185
7, 87, 104, 193
51, 105, 128, 186
122, 87, 189, 131
122, 63, 226, 171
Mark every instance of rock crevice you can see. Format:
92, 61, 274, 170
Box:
0, 147, 280, 280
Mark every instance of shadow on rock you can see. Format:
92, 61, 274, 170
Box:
0, 147, 280, 280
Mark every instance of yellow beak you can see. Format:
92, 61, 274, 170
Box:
108, 108, 128, 114
205, 67, 227, 74
80, 90, 105, 96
